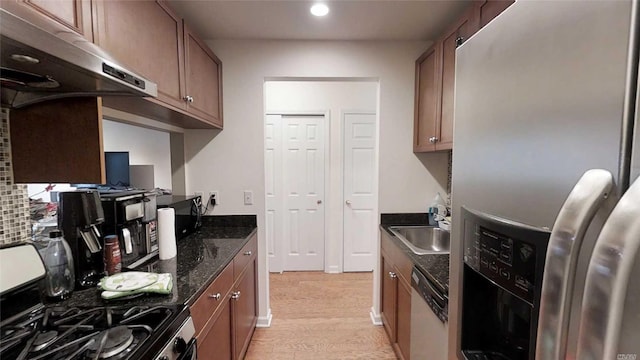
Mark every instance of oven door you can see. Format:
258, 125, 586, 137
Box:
177, 338, 197, 360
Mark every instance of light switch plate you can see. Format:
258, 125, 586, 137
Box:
244, 190, 253, 205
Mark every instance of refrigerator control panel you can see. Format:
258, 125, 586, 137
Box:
462, 207, 550, 305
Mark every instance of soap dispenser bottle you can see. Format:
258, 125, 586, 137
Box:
428, 192, 446, 226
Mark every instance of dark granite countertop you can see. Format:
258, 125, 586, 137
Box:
54, 215, 257, 308
380, 213, 450, 297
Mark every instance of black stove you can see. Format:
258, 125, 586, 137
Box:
1, 303, 189, 360
0, 244, 195, 360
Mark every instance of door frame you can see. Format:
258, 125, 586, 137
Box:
264, 110, 331, 273
341, 110, 379, 272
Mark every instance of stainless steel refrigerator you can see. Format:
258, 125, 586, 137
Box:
451, 0, 640, 359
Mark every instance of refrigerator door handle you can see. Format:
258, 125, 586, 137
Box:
576, 177, 640, 360
536, 169, 614, 360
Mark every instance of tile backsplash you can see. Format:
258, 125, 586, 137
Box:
0, 108, 31, 245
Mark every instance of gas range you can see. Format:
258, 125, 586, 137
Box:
0, 244, 196, 360
0, 304, 192, 360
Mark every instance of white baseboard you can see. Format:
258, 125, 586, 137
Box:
326, 265, 341, 274
370, 307, 382, 325
256, 308, 272, 327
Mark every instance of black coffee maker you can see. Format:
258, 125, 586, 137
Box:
100, 191, 145, 268
58, 190, 105, 289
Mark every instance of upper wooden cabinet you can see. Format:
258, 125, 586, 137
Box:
438, 10, 477, 151
184, 23, 223, 128
95, 0, 223, 129
414, 43, 441, 152
0, 0, 93, 41
93, 0, 186, 111
477, 0, 515, 29
10, 98, 105, 184
414, 1, 513, 153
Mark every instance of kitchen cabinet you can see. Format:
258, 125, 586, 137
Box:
93, 0, 186, 111
477, 0, 515, 29
0, 0, 93, 41
9, 97, 105, 184
94, 0, 223, 129
380, 230, 412, 360
438, 11, 477, 151
184, 23, 223, 128
414, 1, 512, 152
414, 43, 441, 152
191, 234, 257, 360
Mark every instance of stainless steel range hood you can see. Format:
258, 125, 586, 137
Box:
0, 8, 157, 109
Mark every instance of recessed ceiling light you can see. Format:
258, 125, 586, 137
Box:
310, 3, 329, 17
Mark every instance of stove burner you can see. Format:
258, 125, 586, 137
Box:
32, 331, 58, 351
88, 326, 134, 359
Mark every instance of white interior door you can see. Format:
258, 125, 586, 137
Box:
266, 114, 326, 271
343, 112, 377, 272
265, 115, 283, 272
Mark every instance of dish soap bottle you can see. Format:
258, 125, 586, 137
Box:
43, 230, 75, 301
428, 192, 447, 226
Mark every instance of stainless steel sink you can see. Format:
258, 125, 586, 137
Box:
388, 225, 450, 255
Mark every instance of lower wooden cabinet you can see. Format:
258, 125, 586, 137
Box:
380, 231, 412, 360
192, 234, 258, 360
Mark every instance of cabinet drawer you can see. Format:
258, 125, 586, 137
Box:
191, 262, 233, 334
234, 235, 257, 280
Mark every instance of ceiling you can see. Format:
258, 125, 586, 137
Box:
166, 0, 473, 41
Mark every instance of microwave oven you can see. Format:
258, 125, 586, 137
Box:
156, 195, 202, 240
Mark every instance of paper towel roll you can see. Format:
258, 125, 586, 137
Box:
157, 208, 177, 260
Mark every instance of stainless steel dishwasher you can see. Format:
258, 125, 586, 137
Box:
410, 266, 448, 359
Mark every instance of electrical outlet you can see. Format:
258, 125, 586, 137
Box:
209, 191, 218, 206
244, 190, 253, 205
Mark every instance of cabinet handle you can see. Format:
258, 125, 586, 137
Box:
345, 200, 352, 205
244, 251, 252, 256
208, 293, 221, 300
183, 95, 194, 103
429, 136, 439, 144
231, 291, 241, 300
189, 96, 194, 103
388, 272, 397, 279
456, 36, 464, 47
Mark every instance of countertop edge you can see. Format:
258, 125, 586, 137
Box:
184, 227, 257, 306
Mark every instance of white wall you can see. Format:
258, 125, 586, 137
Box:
102, 120, 172, 190
184, 40, 450, 325
265, 80, 378, 273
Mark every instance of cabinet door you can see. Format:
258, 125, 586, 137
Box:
184, 23, 223, 127
381, 255, 397, 341
197, 299, 233, 360
1, 0, 93, 41
438, 10, 478, 151
396, 280, 412, 360
10, 98, 104, 183
93, 0, 186, 110
414, 43, 441, 152
478, 0, 514, 28
233, 259, 257, 360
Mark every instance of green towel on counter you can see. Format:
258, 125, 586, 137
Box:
101, 273, 173, 300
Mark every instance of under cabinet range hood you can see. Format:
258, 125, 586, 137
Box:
0, 9, 157, 109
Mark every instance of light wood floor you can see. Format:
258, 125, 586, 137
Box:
245, 272, 397, 360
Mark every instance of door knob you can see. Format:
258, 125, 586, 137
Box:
345, 200, 352, 205
317, 200, 322, 205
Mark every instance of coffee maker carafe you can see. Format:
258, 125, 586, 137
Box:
58, 190, 105, 288
100, 191, 145, 268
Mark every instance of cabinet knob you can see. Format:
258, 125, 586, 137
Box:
189, 96, 194, 103
183, 95, 194, 103
231, 291, 241, 300
208, 292, 221, 300
429, 136, 439, 144
345, 200, 352, 205
456, 36, 464, 47
388, 271, 397, 279
244, 250, 252, 256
